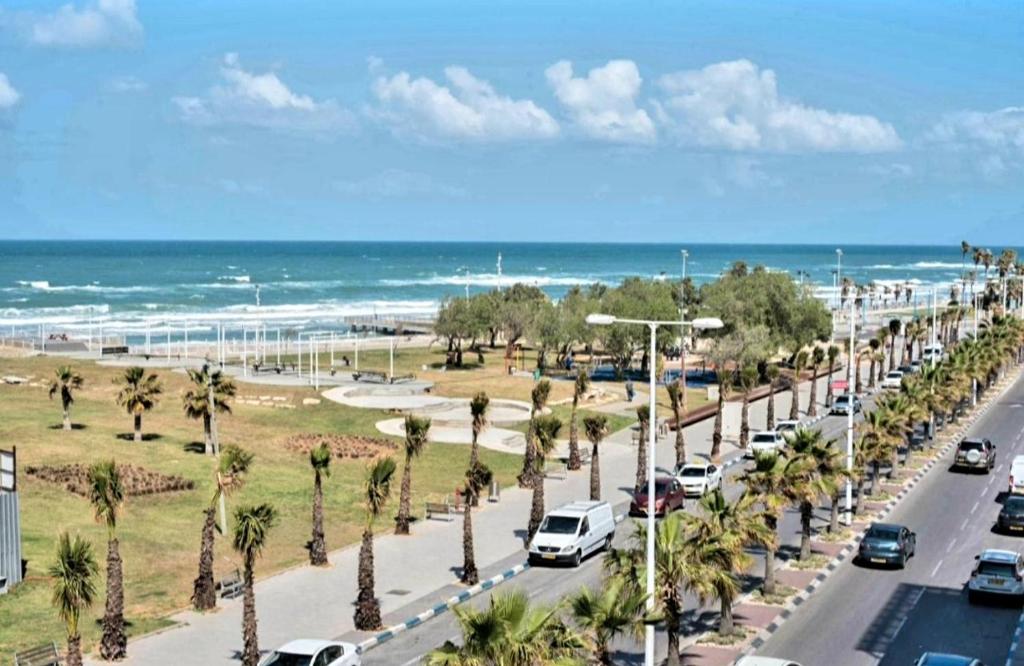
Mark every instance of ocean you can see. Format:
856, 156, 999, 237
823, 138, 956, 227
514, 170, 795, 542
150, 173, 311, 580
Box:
0, 241, 1013, 340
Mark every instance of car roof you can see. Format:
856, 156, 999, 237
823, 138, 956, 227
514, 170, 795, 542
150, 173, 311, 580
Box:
680, 462, 713, 469
918, 653, 977, 665
887, 370, 903, 375
276, 640, 344, 655
734, 657, 803, 666
979, 549, 1019, 563
867, 522, 903, 532
550, 500, 608, 517
754, 430, 779, 436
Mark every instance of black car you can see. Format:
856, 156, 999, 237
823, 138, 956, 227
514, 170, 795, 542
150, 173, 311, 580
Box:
953, 438, 996, 472
914, 654, 985, 666
998, 496, 1024, 534
857, 522, 916, 568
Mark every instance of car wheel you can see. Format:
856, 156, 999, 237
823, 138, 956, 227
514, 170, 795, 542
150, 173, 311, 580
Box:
968, 590, 979, 604
898, 553, 907, 569
572, 549, 582, 567
603, 534, 613, 552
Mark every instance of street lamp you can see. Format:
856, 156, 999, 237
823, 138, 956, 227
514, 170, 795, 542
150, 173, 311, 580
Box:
836, 248, 843, 310
585, 312, 723, 666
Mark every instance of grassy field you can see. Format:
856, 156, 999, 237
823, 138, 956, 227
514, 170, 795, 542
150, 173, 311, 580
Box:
0, 353, 522, 656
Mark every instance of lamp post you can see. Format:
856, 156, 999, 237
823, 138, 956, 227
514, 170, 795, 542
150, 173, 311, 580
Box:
930, 287, 938, 369
680, 250, 690, 431
836, 249, 843, 310
585, 312, 723, 666
844, 294, 855, 525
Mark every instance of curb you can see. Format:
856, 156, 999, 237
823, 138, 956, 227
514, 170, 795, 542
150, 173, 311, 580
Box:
737, 366, 1023, 661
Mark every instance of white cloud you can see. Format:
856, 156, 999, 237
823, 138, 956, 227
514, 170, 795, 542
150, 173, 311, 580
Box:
0, 73, 20, 108
334, 169, 467, 200
372, 66, 559, 142
27, 0, 142, 48
173, 53, 354, 134
545, 59, 655, 143
865, 162, 913, 178
109, 75, 146, 92
655, 59, 901, 153
929, 107, 1024, 152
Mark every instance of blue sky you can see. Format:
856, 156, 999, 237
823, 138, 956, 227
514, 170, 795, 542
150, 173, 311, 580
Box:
0, 0, 1021, 243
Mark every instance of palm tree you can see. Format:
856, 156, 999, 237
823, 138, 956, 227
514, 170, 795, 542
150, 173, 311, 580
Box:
182, 364, 236, 455
49, 365, 84, 431
825, 345, 840, 408
711, 368, 732, 461
49, 533, 98, 666
460, 460, 493, 586
740, 452, 803, 596
667, 380, 686, 466
808, 347, 825, 417
427, 589, 584, 665
232, 503, 277, 666
395, 415, 431, 535
192, 444, 253, 611
308, 443, 331, 566
518, 379, 551, 488
114, 366, 162, 442
567, 371, 589, 471
789, 350, 808, 420
961, 240, 971, 283
354, 457, 397, 630
87, 461, 127, 660
468, 392, 489, 506
584, 415, 608, 501
787, 428, 834, 561
887, 318, 902, 371
634, 405, 649, 496
527, 414, 562, 545
765, 363, 780, 430
738, 364, 759, 449
569, 578, 647, 665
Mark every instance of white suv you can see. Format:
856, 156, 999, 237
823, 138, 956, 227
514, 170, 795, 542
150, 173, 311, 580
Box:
881, 370, 904, 390
674, 462, 723, 497
968, 549, 1024, 603
749, 431, 786, 458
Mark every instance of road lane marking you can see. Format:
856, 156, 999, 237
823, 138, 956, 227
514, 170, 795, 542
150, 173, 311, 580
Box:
971, 501, 980, 514
931, 559, 944, 578
961, 518, 970, 531
946, 539, 956, 553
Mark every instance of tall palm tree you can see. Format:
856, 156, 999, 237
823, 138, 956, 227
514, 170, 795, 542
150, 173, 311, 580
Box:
789, 350, 808, 420
192, 444, 253, 611
567, 371, 589, 471
232, 503, 277, 666
395, 415, 431, 535
787, 428, 834, 561
825, 345, 840, 408
114, 366, 162, 442
468, 392, 489, 506
527, 415, 562, 545
569, 578, 647, 665
584, 415, 608, 501
87, 461, 127, 660
460, 460, 493, 586
49, 365, 84, 431
888, 319, 902, 371
354, 457, 397, 630
182, 364, 236, 454
711, 368, 732, 461
961, 240, 971, 283
634, 405, 649, 496
49, 533, 98, 666
667, 380, 686, 466
764, 363, 780, 430
518, 379, 551, 488
308, 443, 331, 566
740, 452, 803, 596
738, 364, 759, 449
426, 589, 584, 665
808, 347, 825, 417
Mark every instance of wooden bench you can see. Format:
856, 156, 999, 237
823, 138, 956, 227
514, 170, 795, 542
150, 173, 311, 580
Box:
216, 569, 243, 600
353, 370, 388, 383
543, 461, 568, 480
390, 373, 415, 384
425, 501, 455, 522
15, 642, 60, 666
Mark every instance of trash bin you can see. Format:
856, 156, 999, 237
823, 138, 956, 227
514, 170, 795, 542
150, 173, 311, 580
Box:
488, 479, 500, 502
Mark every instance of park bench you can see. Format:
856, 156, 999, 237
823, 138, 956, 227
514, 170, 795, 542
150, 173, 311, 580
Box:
353, 370, 388, 383
389, 373, 415, 384
543, 461, 568, 480
217, 569, 244, 600
425, 500, 455, 522
14, 642, 60, 666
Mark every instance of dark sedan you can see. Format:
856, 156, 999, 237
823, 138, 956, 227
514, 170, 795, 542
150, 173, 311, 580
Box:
630, 477, 685, 517
857, 522, 916, 568
998, 496, 1024, 534
914, 654, 984, 666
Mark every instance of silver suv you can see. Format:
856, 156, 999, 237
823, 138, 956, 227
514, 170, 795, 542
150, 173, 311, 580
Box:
954, 438, 996, 473
968, 549, 1024, 603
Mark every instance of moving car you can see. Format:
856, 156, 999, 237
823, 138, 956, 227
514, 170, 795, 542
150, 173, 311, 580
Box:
774, 419, 800, 434
953, 438, 995, 473
749, 431, 786, 458
1009, 455, 1024, 494
528, 501, 615, 567
630, 477, 686, 517
968, 549, 1024, 603
674, 462, 723, 497
922, 344, 945, 363
997, 496, 1024, 534
881, 370, 904, 390
909, 359, 924, 373
914, 654, 984, 666
857, 522, 916, 568
830, 394, 861, 416
735, 658, 804, 666
259, 640, 360, 666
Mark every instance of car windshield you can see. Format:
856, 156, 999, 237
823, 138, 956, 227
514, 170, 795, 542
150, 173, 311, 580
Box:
654, 480, 673, 494
835, 396, 850, 404
886, 372, 902, 378
260, 653, 313, 666
752, 433, 777, 443
866, 526, 900, 540
679, 467, 706, 477
539, 515, 580, 535
959, 441, 984, 451
978, 561, 1016, 578
1005, 498, 1024, 513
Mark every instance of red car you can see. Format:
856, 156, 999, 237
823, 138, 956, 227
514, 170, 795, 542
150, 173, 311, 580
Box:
630, 477, 686, 517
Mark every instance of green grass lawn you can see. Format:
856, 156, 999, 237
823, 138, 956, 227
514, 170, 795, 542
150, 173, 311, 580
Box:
0, 353, 522, 656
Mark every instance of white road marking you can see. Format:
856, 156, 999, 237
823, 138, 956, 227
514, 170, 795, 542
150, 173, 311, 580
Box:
931, 559, 944, 578
961, 518, 970, 531
947, 539, 956, 553
972, 501, 980, 515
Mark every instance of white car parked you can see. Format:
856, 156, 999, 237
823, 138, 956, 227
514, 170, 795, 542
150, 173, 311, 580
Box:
674, 462, 723, 497
748, 431, 786, 458
881, 370, 904, 390
260, 639, 361, 666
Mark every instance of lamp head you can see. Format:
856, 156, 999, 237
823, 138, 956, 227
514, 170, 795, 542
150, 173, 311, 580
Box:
585, 313, 616, 326
692, 317, 724, 330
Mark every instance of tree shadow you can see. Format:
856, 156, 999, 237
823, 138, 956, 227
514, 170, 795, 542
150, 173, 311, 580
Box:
183, 442, 209, 454
48, 423, 86, 430
115, 433, 164, 442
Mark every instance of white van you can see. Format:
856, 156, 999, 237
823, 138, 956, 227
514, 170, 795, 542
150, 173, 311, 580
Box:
527, 501, 615, 567
921, 344, 944, 363
1009, 456, 1024, 495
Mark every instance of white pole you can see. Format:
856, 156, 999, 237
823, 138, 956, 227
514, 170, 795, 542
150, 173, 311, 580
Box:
644, 323, 657, 666
930, 288, 938, 368
146, 326, 151, 355
331, 332, 335, 368
277, 329, 281, 366
315, 339, 320, 390
389, 337, 395, 381
166, 330, 171, 362
184, 325, 189, 362
844, 296, 855, 526
973, 293, 979, 407
355, 337, 360, 371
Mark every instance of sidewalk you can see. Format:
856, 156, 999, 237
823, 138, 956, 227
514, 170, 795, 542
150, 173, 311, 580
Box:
116, 370, 839, 665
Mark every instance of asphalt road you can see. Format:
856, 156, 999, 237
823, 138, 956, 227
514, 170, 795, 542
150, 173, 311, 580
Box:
757, 371, 1024, 665
358, 395, 880, 666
